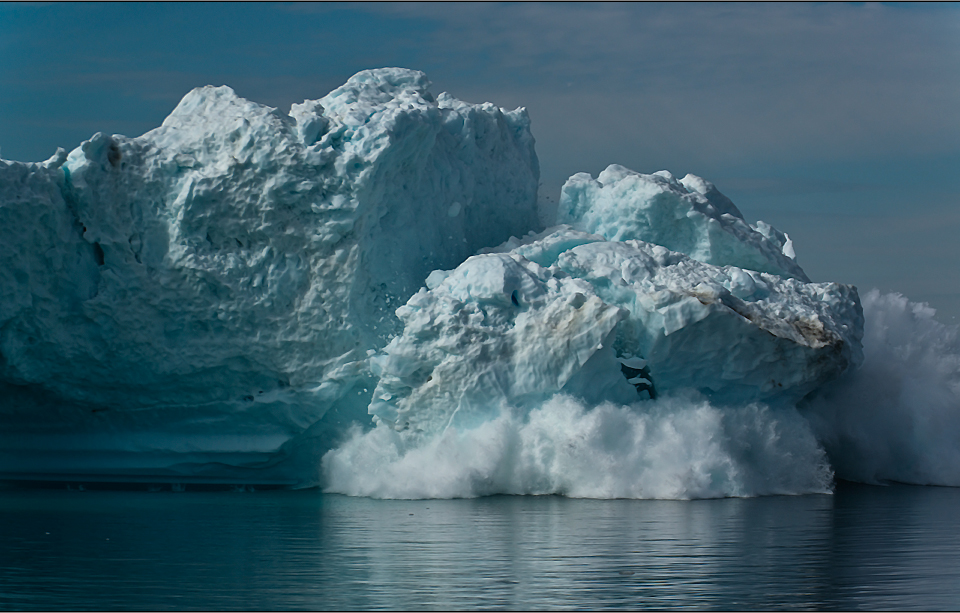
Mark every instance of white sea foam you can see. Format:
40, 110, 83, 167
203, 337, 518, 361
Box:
802, 290, 960, 486
322, 391, 833, 499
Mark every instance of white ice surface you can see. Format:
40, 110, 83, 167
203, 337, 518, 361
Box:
555, 236, 862, 403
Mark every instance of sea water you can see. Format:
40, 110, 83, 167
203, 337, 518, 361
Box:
2, 482, 959, 610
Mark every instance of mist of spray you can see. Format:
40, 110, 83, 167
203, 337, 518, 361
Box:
801, 290, 960, 485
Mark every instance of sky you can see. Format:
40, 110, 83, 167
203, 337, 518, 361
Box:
2, 2, 959, 320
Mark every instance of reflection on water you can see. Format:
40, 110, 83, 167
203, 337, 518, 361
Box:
2, 482, 960, 610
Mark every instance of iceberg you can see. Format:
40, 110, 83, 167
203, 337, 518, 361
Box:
5, 67, 955, 497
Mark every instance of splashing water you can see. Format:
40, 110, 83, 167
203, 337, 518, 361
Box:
322, 392, 833, 499
802, 290, 960, 486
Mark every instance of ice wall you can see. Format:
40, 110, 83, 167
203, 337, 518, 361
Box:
0, 68, 539, 481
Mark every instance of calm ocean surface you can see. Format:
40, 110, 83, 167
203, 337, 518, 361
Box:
2, 481, 959, 610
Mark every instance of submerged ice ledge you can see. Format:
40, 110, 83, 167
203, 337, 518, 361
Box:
0, 67, 955, 497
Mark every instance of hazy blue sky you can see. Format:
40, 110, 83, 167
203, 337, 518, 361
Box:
2, 2, 959, 320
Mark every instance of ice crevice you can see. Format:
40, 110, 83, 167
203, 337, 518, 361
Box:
1, 67, 955, 497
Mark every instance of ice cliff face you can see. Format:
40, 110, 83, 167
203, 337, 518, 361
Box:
0, 68, 539, 480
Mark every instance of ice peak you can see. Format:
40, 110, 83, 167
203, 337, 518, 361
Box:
161, 85, 281, 129
319, 68, 436, 126
559, 164, 809, 281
